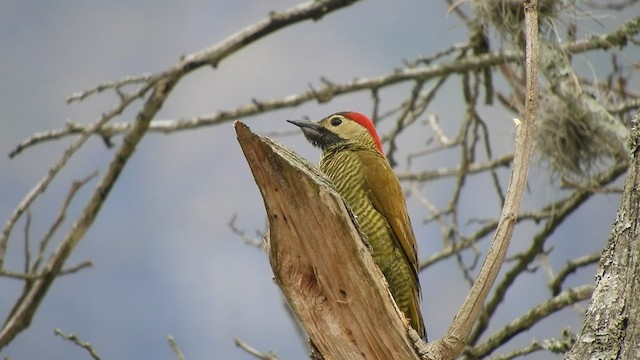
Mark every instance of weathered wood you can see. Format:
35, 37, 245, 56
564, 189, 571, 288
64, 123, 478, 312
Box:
235, 121, 420, 360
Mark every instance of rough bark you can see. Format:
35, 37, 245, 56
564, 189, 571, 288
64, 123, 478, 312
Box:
565, 115, 640, 359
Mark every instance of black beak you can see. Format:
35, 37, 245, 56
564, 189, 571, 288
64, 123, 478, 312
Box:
287, 119, 334, 150
287, 119, 323, 138
287, 119, 319, 129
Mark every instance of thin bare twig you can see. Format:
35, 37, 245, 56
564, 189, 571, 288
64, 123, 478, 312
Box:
466, 285, 593, 358
468, 160, 627, 345
54, 328, 101, 360
0, 84, 152, 269
234, 338, 279, 360
31, 171, 99, 272
1, 0, 365, 349
167, 335, 186, 360
59, 261, 93, 276
228, 214, 262, 247
22, 212, 31, 274
0, 261, 92, 281
67, 73, 154, 103
0, 76, 179, 349
429, 1, 540, 357
12, 15, 640, 158
486, 340, 543, 360
549, 252, 601, 295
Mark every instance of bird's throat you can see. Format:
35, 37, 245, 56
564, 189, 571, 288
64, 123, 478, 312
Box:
300, 126, 344, 151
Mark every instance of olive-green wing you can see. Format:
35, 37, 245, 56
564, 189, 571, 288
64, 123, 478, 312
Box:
359, 150, 420, 282
359, 150, 425, 337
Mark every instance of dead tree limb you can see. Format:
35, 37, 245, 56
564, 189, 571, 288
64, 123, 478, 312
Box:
236, 121, 421, 360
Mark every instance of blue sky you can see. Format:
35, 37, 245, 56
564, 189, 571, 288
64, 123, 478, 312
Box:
1, 1, 636, 359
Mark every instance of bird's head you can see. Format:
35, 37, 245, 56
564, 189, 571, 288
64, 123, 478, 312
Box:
287, 111, 383, 155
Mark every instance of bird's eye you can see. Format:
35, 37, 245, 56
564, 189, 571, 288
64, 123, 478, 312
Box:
330, 117, 342, 126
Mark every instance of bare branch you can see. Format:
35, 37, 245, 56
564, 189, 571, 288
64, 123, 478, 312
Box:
31, 171, 99, 272
167, 335, 186, 360
486, 340, 543, 360
428, 3, 540, 356
228, 214, 263, 247
1, 1, 367, 349
54, 328, 101, 360
549, 252, 601, 296
67, 73, 154, 103
469, 160, 627, 345
0, 83, 152, 268
8, 121, 120, 159
234, 337, 279, 360
22, 212, 31, 274
10, 51, 520, 156
486, 327, 577, 360
13, 15, 640, 158
0, 75, 178, 350
0, 261, 92, 281
3, 1, 638, 358
59, 261, 93, 276
467, 285, 593, 359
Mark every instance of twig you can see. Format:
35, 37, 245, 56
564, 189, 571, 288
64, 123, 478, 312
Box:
8, 121, 120, 159
234, 338, 279, 360
13, 15, 640, 156
399, 154, 513, 182
385, 75, 449, 167
485, 327, 577, 360
549, 252, 601, 295
419, 160, 623, 272
31, 171, 99, 272
450, 71, 482, 286
59, 261, 93, 276
468, 160, 627, 345
67, 73, 154, 103
9, 50, 519, 157
385, 80, 427, 166
0, 261, 92, 281
54, 328, 101, 360
428, 1, 540, 356
167, 335, 186, 360
0, 270, 39, 281
485, 340, 543, 360
466, 285, 593, 358
1, 0, 365, 349
0, 76, 178, 350
0, 84, 152, 269
477, 118, 507, 207
23, 212, 31, 274
228, 215, 262, 247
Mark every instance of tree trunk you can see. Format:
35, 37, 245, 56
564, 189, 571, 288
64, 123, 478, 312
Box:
565, 117, 640, 359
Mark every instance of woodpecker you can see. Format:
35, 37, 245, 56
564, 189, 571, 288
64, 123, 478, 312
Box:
288, 111, 425, 339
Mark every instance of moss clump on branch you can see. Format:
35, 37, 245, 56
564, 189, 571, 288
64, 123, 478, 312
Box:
536, 92, 625, 180
472, 0, 560, 42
